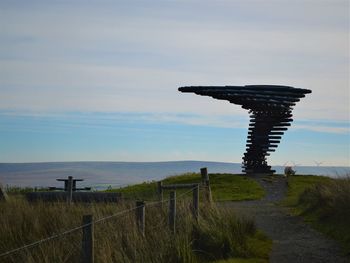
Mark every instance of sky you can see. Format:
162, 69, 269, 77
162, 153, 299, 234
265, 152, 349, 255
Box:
0, 0, 349, 166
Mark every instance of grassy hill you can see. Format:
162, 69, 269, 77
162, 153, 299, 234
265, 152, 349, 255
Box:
109, 173, 265, 202
0, 173, 271, 263
283, 175, 350, 255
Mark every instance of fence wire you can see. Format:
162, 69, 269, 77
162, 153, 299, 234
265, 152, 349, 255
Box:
0, 184, 199, 258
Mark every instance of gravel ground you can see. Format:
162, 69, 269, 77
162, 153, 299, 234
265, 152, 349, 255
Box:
220, 175, 349, 263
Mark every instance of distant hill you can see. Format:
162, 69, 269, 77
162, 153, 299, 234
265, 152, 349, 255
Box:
0, 161, 348, 189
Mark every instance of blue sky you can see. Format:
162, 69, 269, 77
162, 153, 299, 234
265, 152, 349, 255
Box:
0, 0, 349, 166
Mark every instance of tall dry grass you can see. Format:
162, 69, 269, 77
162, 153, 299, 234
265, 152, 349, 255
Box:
0, 195, 264, 263
298, 176, 350, 254
299, 176, 350, 219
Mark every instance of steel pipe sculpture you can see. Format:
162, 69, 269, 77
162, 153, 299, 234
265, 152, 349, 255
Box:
178, 85, 311, 175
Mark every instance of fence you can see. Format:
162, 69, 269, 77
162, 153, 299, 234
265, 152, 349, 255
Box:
0, 167, 212, 262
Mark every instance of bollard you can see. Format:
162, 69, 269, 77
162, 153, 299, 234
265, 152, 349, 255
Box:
192, 184, 199, 220
169, 191, 176, 234
82, 215, 94, 263
136, 201, 145, 236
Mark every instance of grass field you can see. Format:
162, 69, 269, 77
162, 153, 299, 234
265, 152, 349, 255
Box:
283, 175, 350, 255
109, 173, 265, 202
282, 175, 332, 207
0, 173, 270, 263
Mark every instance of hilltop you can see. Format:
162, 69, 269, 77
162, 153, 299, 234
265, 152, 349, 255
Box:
1, 161, 348, 189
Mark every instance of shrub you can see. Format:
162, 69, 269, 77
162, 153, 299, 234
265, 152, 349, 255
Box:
284, 166, 296, 177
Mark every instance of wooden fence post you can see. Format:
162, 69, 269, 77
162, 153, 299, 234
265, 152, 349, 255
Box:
157, 181, 163, 207
169, 191, 176, 234
200, 167, 208, 184
0, 183, 8, 202
192, 184, 199, 220
200, 168, 212, 203
136, 201, 145, 236
67, 176, 73, 204
82, 214, 94, 263
205, 179, 212, 204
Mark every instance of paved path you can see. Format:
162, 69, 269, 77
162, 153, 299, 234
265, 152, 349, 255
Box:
220, 175, 349, 263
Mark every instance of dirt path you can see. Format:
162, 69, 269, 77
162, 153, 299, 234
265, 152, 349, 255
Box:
220, 175, 349, 263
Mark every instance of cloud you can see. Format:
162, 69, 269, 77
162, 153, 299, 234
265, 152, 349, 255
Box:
0, 0, 348, 123
1, 110, 348, 136
293, 124, 349, 134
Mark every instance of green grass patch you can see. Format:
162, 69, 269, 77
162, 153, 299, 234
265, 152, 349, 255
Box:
108, 173, 265, 202
281, 175, 331, 207
283, 175, 350, 255
213, 230, 271, 263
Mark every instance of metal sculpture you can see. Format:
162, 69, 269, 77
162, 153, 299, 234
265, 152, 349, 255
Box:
178, 85, 311, 175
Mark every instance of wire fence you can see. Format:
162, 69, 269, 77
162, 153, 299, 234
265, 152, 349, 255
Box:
0, 185, 198, 259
